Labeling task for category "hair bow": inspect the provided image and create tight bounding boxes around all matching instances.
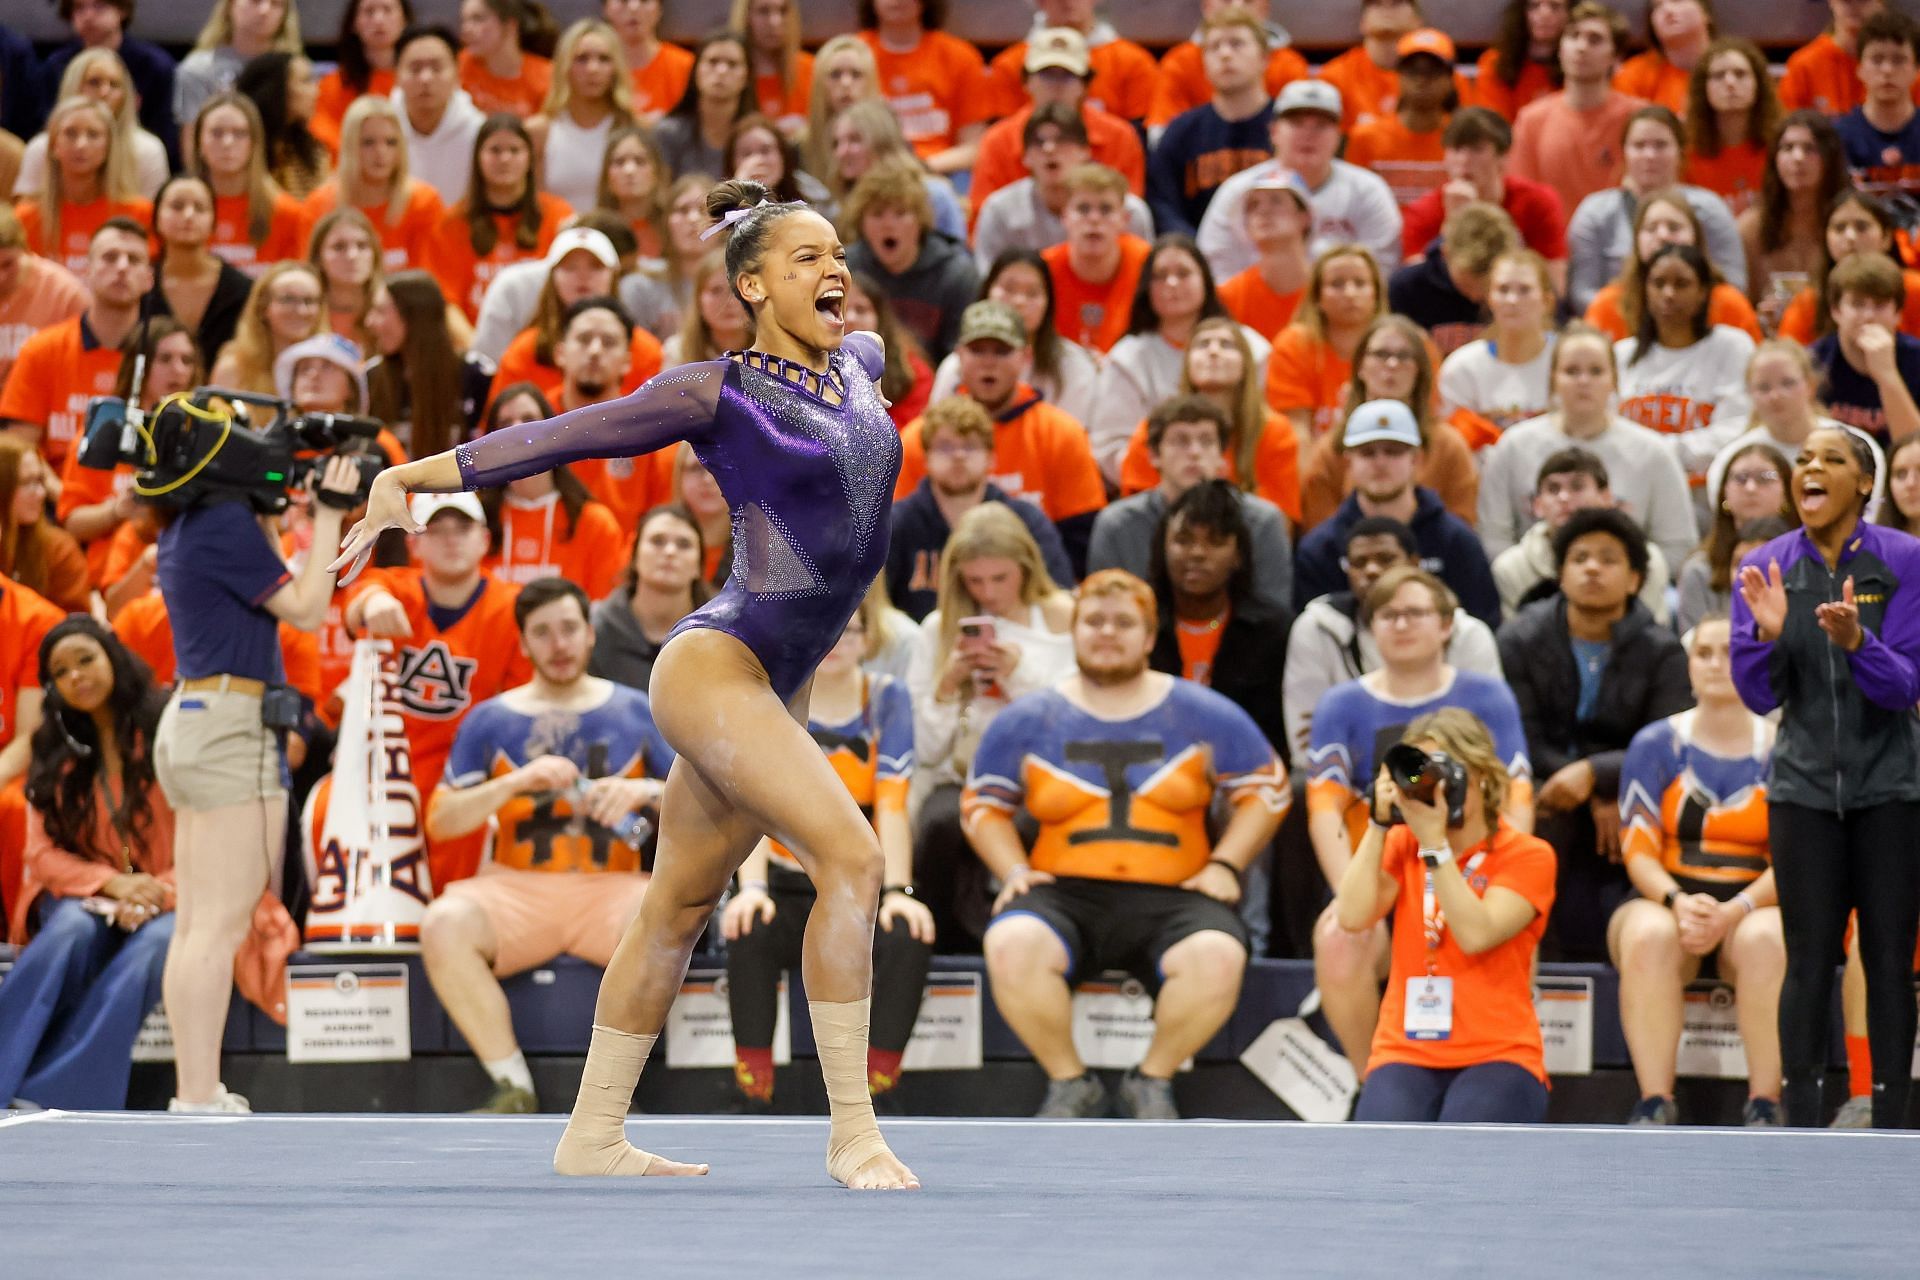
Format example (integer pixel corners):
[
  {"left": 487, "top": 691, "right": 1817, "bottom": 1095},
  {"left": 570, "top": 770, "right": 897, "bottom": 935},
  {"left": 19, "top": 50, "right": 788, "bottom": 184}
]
[{"left": 700, "top": 200, "right": 771, "bottom": 241}]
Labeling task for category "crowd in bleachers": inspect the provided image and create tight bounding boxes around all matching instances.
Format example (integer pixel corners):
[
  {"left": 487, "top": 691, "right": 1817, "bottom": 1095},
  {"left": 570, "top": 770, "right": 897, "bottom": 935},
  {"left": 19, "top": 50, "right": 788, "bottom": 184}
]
[{"left": 3, "top": 0, "right": 1920, "bottom": 1129}]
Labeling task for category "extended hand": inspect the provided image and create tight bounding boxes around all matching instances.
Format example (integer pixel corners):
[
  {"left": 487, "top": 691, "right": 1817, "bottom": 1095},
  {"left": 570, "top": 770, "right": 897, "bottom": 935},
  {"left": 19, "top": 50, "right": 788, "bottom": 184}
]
[
  {"left": 1815, "top": 575, "right": 1864, "bottom": 652},
  {"left": 330, "top": 470, "right": 420, "bottom": 584},
  {"left": 1737, "top": 559, "right": 1788, "bottom": 642}
]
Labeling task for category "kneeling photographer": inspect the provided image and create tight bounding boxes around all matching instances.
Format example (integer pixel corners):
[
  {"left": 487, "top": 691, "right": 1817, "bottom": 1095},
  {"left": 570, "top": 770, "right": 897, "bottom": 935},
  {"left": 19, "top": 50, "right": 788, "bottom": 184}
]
[{"left": 1334, "top": 708, "right": 1559, "bottom": 1124}]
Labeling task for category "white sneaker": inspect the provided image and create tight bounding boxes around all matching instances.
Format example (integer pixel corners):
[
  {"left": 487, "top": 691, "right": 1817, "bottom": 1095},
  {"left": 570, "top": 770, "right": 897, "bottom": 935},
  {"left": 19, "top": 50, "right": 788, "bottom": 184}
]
[{"left": 168, "top": 1086, "right": 252, "bottom": 1114}]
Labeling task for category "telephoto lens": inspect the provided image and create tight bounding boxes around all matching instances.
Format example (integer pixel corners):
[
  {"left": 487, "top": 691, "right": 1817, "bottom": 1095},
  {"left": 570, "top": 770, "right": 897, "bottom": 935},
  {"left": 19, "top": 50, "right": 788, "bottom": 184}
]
[{"left": 1383, "top": 743, "right": 1442, "bottom": 804}]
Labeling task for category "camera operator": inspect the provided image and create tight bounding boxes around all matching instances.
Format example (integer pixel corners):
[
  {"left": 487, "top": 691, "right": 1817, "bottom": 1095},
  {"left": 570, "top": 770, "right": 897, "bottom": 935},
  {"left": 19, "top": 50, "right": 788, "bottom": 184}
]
[
  {"left": 153, "top": 452, "right": 364, "bottom": 1114},
  {"left": 1334, "top": 707, "right": 1558, "bottom": 1124}
]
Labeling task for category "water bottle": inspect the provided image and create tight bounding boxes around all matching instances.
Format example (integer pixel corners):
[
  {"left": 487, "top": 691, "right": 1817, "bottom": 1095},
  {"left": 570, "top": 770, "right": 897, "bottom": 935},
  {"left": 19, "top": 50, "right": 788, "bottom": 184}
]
[{"left": 611, "top": 809, "right": 654, "bottom": 849}]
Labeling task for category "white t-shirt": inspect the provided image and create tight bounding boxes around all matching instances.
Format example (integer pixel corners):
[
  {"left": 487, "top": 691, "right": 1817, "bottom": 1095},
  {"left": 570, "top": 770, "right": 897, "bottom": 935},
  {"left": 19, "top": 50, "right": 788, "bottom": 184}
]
[
  {"left": 1612, "top": 326, "right": 1756, "bottom": 452},
  {"left": 1438, "top": 335, "right": 1558, "bottom": 433},
  {"left": 1197, "top": 158, "right": 1403, "bottom": 281}
]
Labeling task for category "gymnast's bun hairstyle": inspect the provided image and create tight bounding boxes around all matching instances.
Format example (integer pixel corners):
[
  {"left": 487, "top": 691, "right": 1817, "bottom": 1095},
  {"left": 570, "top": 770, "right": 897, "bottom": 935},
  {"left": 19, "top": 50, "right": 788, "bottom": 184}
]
[{"left": 706, "top": 178, "right": 806, "bottom": 309}]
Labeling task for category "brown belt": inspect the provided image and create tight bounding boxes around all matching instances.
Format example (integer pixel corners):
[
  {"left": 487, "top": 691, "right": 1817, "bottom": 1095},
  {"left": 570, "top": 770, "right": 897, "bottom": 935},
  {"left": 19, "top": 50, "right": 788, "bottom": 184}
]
[{"left": 177, "top": 675, "right": 267, "bottom": 697}]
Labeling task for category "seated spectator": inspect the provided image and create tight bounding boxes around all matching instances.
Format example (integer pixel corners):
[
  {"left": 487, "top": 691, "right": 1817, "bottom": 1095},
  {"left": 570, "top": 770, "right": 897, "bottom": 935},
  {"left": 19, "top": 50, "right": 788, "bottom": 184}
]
[
  {"left": 589, "top": 503, "right": 712, "bottom": 692},
  {"left": 888, "top": 396, "right": 1072, "bottom": 623},
  {"left": 1508, "top": 3, "right": 1647, "bottom": 218},
  {"left": 299, "top": 96, "right": 448, "bottom": 275},
  {"left": 425, "top": 116, "right": 572, "bottom": 321},
  {"left": 1294, "top": 398, "right": 1498, "bottom": 624},
  {"left": 1883, "top": 432, "right": 1920, "bottom": 537},
  {"left": 13, "top": 96, "right": 152, "bottom": 276},
  {"left": 1215, "top": 170, "right": 1311, "bottom": 342},
  {"left": 893, "top": 301, "right": 1105, "bottom": 574},
  {"left": 1388, "top": 201, "right": 1518, "bottom": 357},
  {"left": 1089, "top": 236, "right": 1270, "bottom": 479},
  {"left": 824, "top": 100, "right": 968, "bottom": 243},
  {"left": 857, "top": 0, "right": 990, "bottom": 174},
  {"left": 1470, "top": 0, "right": 1567, "bottom": 122},
  {"left": 724, "top": 599, "right": 933, "bottom": 1109},
  {"left": 1318, "top": 0, "right": 1440, "bottom": 130},
  {"left": 604, "top": 0, "right": 690, "bottom": 121},
  {"left": 0, "top": 438, "right": 89, "bottom": 615},
  {"left": 1612, "top": 244, "right": 1756, "bottom": 456},
  {"left": 143, "top": 175, "right": 253, "bottom": 366},
  {"left": 1092, "top": 396, "right": 1293, "bottom": 617},
  {"left": 423, "top": 578, "right": 670, "bottom": 1113},
  {"left": 308, "top": 206, "right": 390, "bottom": 356},
  {"left": 1344, "top": 29, "right": 1458, "bottom": 209},
  {"left": 1336, "top": 707, "right": 1557, "bottom": 1123},
  {"left": 0, "top": 619, "right": 173, "bottom": 1109},
  {"left": 1834, "top": 10, "right": 1920, "bottom": 198},
  {"left": 651, "top": 31, "right": 755, "bottom": 185},
  {"left": 801, "top": 33, "right": 877, "bottom": 180},
  {"left": 1116, "top": 316, "right": 1301, "bottom": 521},
  {"left": 1735, "top": 111, "right": 1845, "bottom": 328},
  {"left": 1146, "top": 9, "right": 1276, "bottom": 239},
  {"left": 1613, "top": 0, "right": 1711, "bottom": 116},
  {"left": 42, "top": 0, "right": 178, "bottom": 165},
  {"left": 0, "top": 217, "right": 151, "bottom": 476},
  {"left": 343, "top": 492, "right": 532, "bottom": 889},
  {"left": 1438, "top": 248, "right": 1559, "bottom": 437},
  {"left": 1039, "top": 164, "right": 1151, "bottom": 355},
  {"left": 1566, "top": 106, "right": 1746, "bottom": 314},
  {"left": 672, "top": 445, "right": 733, "bottom": 587},
  {"left": 471, "top": 216, "right": 639, "bottom": 362},
  {"left": 975, "top": 105, "right": 1152, "bottom": 274},
  {"left": 1777, "top": 189, "right": 1920, "bottom": 344},
  {"left": 457, "top": 0, "right": 554, "bottom": 119},
  {"left": 235, "top": 51, "right": 331, "bottom": 202},
  {"left": 1681, "top": 38, "right": 1775, "bottom": 216},
  {"left": 844, "top": 163, "right": 978, "bottom": 364},
  {"left": 16, "top": 49, "right": 170, "bottom": 199},
  {"left": 1779, "top": 0, "right": 1918, "bottom": 115},
  {"left": 1493, "top": 447, "right": 1673, "bottom": 623},
  {"left": 365, "top": 271, "right": 496, "bottom": 455},
  {"left": 1147, "top": 479, "right": 1290, "bottom": 750},
  {"left": 187, "top": 93, "right": 306, "bottom": 276},
  {"left": 1198, "top": 81, "right": 1403, "bottom": 282},
  {"left": 971, "top": 27, "right": 1145, "bottom": 220},
  {"left": 527, "top": 20, "right": 638, "bottom": 214},
  {"left": 1399, "top": 107, "right": 1569, "bottom": 289},
  {"left": 1151, "top": 0, "right": 1307, "bottom": 133},
  {"left": 175, "top": 0, "right": 305, "bottom": 131},
  {"left": 312, "top": 0, "right": 405, "bottom": 155},
  {"left": 1582, "top": 188, "right": 1761, "bottom": 342},
  {"left": 968, "top": 569, "right": 1287, "bottom": 1117},
  {"left": 735, "top": 0, "right": 810, "bottom": 135},
  {"left": 1810, "top": 252, "right": 1920, "bottom": 446},
  {"left": 392, "top": 26, "right": 487, "bottom": 208},
  {"left": 594, "top": 125, "right": 669, "bottom": 259},
  {"left": 1283, "top": 518, "right": 1503, "bottom": 763},
  {"left": 490, "top": 242, "right": 663, "bottom": 411},
  {"left": 0, "top": 208, "right": 88, "bottom": 392},
  {"left": 1612, "top": 614, "right": 1784, "bottom": 1126},
  {"left": 477, "top": 420, "right": 623, "bottom": 602},
  {"left": 1476, "top": 324, "right": 1697, "bottom": 570},
  {"left": 1308, "top": 568, "right": 1531, "bottom": 1072},
  {"left": 1677, "top": 453, "right": 1792, "bottom": 634},
  {"left": 725, "top": 111, "right": 830, "bottom": 207},
  {"left": 928, "top": 249, "right": 1099, "bottom": 428},
  {"left": 844, "top": 271, "right": 934, "bottom": 429},
  {"left": 661, "top": 251, "right": 750, "bottom": 370},
  {"left": 907, "top": 504, "right": 1075, "bottom": 950},
  {"left": 1263, "top": 244, "right": 1388, "bottom": 442},
  {"left": 984, "top": 8, "right": 1163, "bottom": 130},
  {"left": 1498, "top": 508, "right": 1691, "bottom": 960},
  {"left": 1298, "top": 315, "right": 1482, "bottom": 531}
]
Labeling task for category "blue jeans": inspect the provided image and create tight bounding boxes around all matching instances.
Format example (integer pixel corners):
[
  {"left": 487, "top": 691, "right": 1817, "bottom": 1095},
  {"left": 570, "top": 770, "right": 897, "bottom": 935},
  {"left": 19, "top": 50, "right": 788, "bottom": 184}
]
[
  {"left": 0, "top": 896, "right": 175, "bottom": 1109},
  {"left": 1354, "top": 1061, "right": 1549, "bottom": 1124}
]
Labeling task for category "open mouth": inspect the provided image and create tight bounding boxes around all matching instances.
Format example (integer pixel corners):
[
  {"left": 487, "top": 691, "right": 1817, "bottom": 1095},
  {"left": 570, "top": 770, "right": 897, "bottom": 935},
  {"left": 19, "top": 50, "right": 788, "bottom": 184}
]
[
  {"left": 1800, "top": 478, "right": 1828, "bottom": 514},
  {"left": 816, "top": 287, "right": 845, "bottom": 326}
]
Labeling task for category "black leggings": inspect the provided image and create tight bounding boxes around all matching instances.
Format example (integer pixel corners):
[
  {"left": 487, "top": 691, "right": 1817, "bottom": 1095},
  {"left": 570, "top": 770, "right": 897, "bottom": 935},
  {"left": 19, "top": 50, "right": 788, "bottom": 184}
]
[
  {"left": 725, "top": 878, "right": 933, "bottom": 1053},
  {"left": 1771, "top": 801, "right": 1920, "bottom": 1128}
]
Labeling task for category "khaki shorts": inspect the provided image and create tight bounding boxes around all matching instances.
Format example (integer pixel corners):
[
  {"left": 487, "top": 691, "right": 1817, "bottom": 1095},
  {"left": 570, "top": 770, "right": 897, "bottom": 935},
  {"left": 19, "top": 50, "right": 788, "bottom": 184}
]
[
  {"left": 154, "top": 687, "right": 285, "bottom": 810},
  {"left": 441, "top": 865, "right": 650, "bottom": 977}
]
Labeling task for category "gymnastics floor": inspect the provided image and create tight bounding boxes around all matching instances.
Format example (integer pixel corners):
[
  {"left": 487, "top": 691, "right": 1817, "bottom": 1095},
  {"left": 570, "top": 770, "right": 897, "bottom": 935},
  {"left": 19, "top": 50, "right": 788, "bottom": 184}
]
[{"left": 4, "top": 1112, "right": 1916, "bottom": 1278}]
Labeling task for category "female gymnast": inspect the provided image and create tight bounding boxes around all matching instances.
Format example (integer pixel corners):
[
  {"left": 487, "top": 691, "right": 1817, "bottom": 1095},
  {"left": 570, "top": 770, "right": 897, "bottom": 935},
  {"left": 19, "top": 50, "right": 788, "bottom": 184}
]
[{"left": 332, "top": 178, "right": 916, "bottom": 1188}]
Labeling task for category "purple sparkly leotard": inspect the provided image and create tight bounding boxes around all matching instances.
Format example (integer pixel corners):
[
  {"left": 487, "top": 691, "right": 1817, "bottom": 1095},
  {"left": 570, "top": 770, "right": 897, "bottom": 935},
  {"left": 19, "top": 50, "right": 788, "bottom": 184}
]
[{"left": 455, "top": 331, "right": 898, "bottom": 699}]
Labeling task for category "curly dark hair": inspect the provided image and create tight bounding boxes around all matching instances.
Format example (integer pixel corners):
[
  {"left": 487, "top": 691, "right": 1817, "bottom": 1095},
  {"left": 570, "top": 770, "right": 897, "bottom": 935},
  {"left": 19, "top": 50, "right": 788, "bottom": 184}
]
[
  {"left": 1149, "top": 478, "right": 1255, "bottom": 610},
  {"left": 25, "top": 617, "right": 167, "bottom": 869}
]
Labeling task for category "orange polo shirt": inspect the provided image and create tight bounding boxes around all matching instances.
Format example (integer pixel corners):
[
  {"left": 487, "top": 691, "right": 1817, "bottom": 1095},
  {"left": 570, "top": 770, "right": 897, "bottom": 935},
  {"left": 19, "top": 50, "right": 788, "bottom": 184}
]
[
  {"left": 1612, "top": 51, "right": 1691, "bottom": 116},
  {"left": 424, "top": 194, "right": 573, "bottom": 319},
  {"left": 209, "top": 190, "right": 306, "bottom": 275},
  {"left": 0, "top": 314, "right": 120, "bottom": 473},
  {"left": 1470, "top": 51, "right": 1557, "bottom": 121},
  {"left": 1117, "top": 410, "right": 1302, "bottom": 522},
  {"left": 630, "top": 43, "right": 696, "bottom": 116},
  {"left": 1217, "top": 267, "right": 1304, "bottom": 341},
  {"left": 311, "top": 67, "right": 395, "bottom": 154},
  {"left": 1151, "top": 41, "right": 1308, "bottom": 128},
  {"left": 299, "top": 180, "right": 447, "bottom": 273},
  {"left": 1263, "top": 323, "right": 1353, "bottom": 440},
  {"left": 1042, "top": 234, "right": 1151, "bottom": 354},
  {"left": 859, "top": 29, "right": 992, "bottom": 158},
  {"left": 893, "top": 385, "right": 1107, "bottom": 525},
  {"left": 985, "top": 35, "right": 1162, "bottom": 124},
  {"left": 14, "top": 196, "right": 153, "bottom": 276},
  {"left": 968, "top": 103, "right": 1147, "bottom": 226},
  {"left": 458, "top": 50, "right": 553, "bottom": 118},
  {"left": 1343, "top": 114, "right": 1449, "bottom": 207}
]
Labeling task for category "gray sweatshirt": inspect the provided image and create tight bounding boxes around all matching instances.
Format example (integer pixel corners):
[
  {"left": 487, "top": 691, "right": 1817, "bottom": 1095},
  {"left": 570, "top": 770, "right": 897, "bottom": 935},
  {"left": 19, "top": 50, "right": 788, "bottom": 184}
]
[{"left": 1086, "top": 488, "right": 1293, "bottom": 616}]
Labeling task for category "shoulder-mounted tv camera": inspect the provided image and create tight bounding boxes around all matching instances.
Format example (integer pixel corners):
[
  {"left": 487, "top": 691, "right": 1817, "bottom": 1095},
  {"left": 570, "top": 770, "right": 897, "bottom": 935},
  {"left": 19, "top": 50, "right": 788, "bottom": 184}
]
[
  {"left": 77, "top": 387, "right": 387, "bottom": 516},
  {"left": 1378, "top": 742, "right": 1470, "bottom": 830}
]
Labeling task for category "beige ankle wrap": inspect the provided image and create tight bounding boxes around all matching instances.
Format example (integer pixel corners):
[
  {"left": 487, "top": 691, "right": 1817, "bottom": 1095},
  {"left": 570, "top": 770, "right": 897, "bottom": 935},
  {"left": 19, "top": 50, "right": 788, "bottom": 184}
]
[
  {"left": 552, "top": 1025, "right": 659, "bottom": 1176},
  {"left": 810, "top": 997, "right": 892, "bottom": 1184}
]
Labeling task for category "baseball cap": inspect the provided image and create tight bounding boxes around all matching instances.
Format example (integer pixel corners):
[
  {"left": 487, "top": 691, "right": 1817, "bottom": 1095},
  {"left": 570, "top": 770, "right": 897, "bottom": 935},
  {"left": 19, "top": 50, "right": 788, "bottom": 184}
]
[
  {"left": 545, "top": 226, "right": 620, "bottom": 271},
  {"left": 1249, "top": 167, "right": 1314, "bottom": 210},
  {"left": 1275, "top": 80, "right": 1342, "bottom": 119},
  {"left": 1343, "top": 399, "right": 1423, "bottom": 450},
  {"left": 1396, "top": 28, "right": 1458, "bottom": 64},
  {"left": 958, "top": 300, "right": 1028, "bottom": 349},
  {"left": 274, "top": 332, "right": 368, "bottom": 408},
  {"left": 409, "top": 492, "right": 487, "bottom": 526},
  {"left": 1025, "top": 27, "right": 1091, "bottom": 78}
]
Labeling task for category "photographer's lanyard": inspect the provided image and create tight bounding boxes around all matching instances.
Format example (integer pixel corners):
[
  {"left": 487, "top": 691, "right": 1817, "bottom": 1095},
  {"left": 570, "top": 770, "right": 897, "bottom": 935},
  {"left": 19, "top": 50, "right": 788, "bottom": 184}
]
[
  {"left": 1408, "top": 845, "right": 1488, "bottom": 1042},
  {"left": 1420, "top": 848, "right": 1490, "bottom": 972}
]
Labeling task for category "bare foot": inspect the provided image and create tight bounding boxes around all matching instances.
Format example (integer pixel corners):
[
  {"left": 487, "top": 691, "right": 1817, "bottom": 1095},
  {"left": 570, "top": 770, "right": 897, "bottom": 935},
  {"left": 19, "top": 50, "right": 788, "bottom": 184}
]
[
  {"left": 553, "top": 1129, "right": 710, "bottom": 1177},
  {"left": 837, "top": 1148, "right": 920, "bottom": 1191}
]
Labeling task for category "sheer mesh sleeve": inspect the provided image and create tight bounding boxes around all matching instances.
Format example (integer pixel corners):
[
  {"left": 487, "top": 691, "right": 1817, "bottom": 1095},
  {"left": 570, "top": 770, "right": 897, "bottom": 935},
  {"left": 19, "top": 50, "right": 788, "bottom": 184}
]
[
  {"left": 843, "top": 330, "right": 886, "bottom": 383},
  {"left": 455, "top": 360, "right": 728, "bottom": 490}
]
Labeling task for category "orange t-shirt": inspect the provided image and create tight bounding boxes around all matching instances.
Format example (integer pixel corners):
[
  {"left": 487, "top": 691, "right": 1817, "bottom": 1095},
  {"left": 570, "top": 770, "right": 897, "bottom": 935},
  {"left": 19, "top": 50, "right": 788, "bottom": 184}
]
[
  {"left": 14, "top": 197, "right": 154, "bottom": 276},
  {"left": 1042, "top": 234, "right": 1152, "bottom": 354},
  {"left": 0, "top": 574, "right": 66, "bottom": 754},
  {"left": 1150, "top": 41, "right": 1308, "bottom": 128},
  {"left": 209, "top": 190, "right": 307, "bottom": 276},
  {"left": 1117, "top": 411, "right": 1302, "bottom": 523},
  {"left": 1777, "top": 33, "right": 1920, "bottom": 115},
  {"left": 488, "top": 324, "right": 665, "bottom": 412},
  {"left": 1342, "top": 114, "right": 1449, "bottom": 207},
  {"left": 893, "top": 388, "right": 1107, "bottom": 523},
  {"left": 425, "top": 195, "right": 573, "bottom": 319},
  {"left": 1174, "top": 614, "right": 1229, "bottom": 685},
  {"left": 1319, "top": 49, "right": 1470, "bottom": 132},
  {"left": 1582, "top": 281, "right": 1762, "bottom": 343},
  {"left": 986, "top": 35, "right": 1163, "bottom": 125},
  {"left": 1263, "top": 323, "right": 1354, "bottom": 440},
  {"left": 1612, "top": 51, "right": 1691, "bottom": 116},
  {"left": 860, "top": 29, "right": 992, "bottom": 158},
  {"left": 1684, "top": 142, "right": 1766, "bottom": 216},
  {"left": 458, "top": 50, "right": 553, "bottom": 118},
  {"left": 1217, "top": 267, "right": 1304, "bottom": 341},
  {"left": 1508, "top": 90, "right": 1647, "bottom": 219},
  {"left": 754, "top": 52, "right": 814, "bottom": 134},
  {"left": 299, "top": 180, "right": 447, "bottom": 273},
  {"left": 968, "top": 104, "right": 1147, "bottom": 226},
  {"left": 0, "top": 257, "right": 88, "bottom": 391},
  {"left": 485, "top": 494, "right": 627, "bottom": 600},
  {"left": 1469, "top": 51, "right": 1557, "bottom": 121},
  {"left": 1370, "top": 822, "right": 1557, "bottom": 1084},
  {"left": 630, "top": 43, "right": 696, "bottom": 116},
  {"left": 112, "top": 589, "right": 320, "bottom": 704},
  {"left": 0, "top": 314, "right": 121, "bottom": 472},
  {"left": 1777, "top": 270, "right": 1920, "bottom": 343},
  {"left": 311, "top": 68, "right": 396, "bottom": 154},
  {"left": 570, "top": 450, "right": 675, "bottom": 535}
]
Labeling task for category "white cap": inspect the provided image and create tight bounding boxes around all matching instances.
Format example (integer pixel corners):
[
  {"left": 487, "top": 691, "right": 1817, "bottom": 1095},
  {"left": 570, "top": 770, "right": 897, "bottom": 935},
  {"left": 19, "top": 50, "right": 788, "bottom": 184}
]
[
  {"left": 1342, "top": 399, "right": 1423, "bottom": 450},
  {"left": 274, "top": 333, "right": 368, "bottom": 410},
  {"left": 545, "top": 226, "right": 619, "bottom": 270},
  {"left": 1275, "top": 79, "right": 1342, "bottom": 119},
  {"left": 1249, "top": 167, "right": 1315, "bottom": 209},
  {"left": 409, "top": 492, "right": 487, "bottom": 526}
]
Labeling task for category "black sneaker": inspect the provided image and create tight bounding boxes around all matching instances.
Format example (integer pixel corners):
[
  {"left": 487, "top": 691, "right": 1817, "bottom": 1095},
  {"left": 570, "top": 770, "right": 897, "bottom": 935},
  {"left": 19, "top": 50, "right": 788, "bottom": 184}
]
[
  {"left": 1627, "top": 1095, "right": 1677, "bottom": 1126},
  {"left": 1115, "top": 1069, "right": 1180, "bottom": 1120},
  {"left": 1036, "top": 1072, "right": 1109, "bottom": 1118},
  {"left": 1742, "top": 1097, "right": 1782, "bottom": 1127}
]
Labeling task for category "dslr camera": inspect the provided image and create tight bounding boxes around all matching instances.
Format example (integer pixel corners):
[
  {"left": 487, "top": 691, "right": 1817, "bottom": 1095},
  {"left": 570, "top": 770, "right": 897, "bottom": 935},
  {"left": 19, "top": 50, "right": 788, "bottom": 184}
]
[
  {"left": 1377, "top": 742, "right": 1469, "bottom": 829},
  {"left": 77, "top": 387, "right": 387, "bottom": 516}
]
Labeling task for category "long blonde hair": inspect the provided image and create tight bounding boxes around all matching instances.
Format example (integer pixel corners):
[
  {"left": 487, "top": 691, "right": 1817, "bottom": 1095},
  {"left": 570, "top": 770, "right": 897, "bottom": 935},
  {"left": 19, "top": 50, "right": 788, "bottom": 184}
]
[
  {"left": 1292, "top": 243, "right": 1386, "bottom": 344},
  {"left": 194, "top": 0, "right": 305, "bottom": 54},
  {"left": 55, "top": 49, "right": 144, "bottom": 151},
  {"left": 1402, "top": 706, "right": 1512, "bottom": 824},
  {"left": 674, "top": 250, "right": 751, "bottom": 365},
  {"left": 1180, "top": 315, "right": 1268, "bottom": 495},
  {"left": 541, "top": 20, "right": 637, "bottom": 125},
  {"left": 307, "top": 206, "right": 385, "bottom": 352},
  {"left": 336, "top": 95, "right": 412, "bottom": 226},
  {"left": 39, "top": 96, "right": 140, "bottom": 249},
  {"left": 190, "top": 93, "right": 283, "bottom": 248},
  {"left": 803, "top": 35, "right": 878, "bottom": 180},
  {"left": 731, "top": 0, "right": 802, "bottom": 102},
  {"left": 931, "top": 504, "right": 1063, "bottom": 668},
  {"left": 216, "top": 260, "right": 325, "bottom": 393},
  {"left": 824, "top": 98, "right": 923, "bottom": 201}
]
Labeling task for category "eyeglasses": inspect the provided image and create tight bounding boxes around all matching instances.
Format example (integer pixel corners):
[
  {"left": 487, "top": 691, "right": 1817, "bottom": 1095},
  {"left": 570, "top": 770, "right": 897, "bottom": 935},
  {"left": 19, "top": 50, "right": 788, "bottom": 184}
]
[
  {"left": 271, "top": 293, "right": 321, "bottom": 310},
  {"left": 1373, "top": 606, "right": 1440, "bottom": 627},
  {"left": 1363, "top": 348, "right": 1417, "bottom": 366},
  {"left": 1726, "top": 468, "right": 1780, "bottom": 488}
]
